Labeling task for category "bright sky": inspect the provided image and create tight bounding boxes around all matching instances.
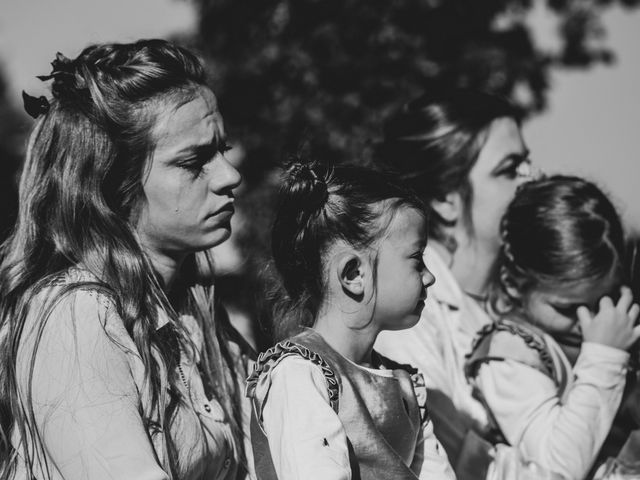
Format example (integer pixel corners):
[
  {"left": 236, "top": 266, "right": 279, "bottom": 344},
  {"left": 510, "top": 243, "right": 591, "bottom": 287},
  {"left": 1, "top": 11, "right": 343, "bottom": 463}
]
[
  {"left": 1, "top": 0, "right": 639, "bottom": 232},
  {"left": 526, "top": 6, "right": 640, "bottom": 233},
  {"left": 0, "top": 0, "right": 196, "bottom": 99}
]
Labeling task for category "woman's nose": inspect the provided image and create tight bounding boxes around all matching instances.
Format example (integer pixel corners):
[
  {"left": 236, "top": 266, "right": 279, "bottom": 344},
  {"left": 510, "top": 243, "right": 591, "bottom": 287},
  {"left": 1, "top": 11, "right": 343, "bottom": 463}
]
[{"left": 210, "top": 154, "right": 241, "bottom": 193}]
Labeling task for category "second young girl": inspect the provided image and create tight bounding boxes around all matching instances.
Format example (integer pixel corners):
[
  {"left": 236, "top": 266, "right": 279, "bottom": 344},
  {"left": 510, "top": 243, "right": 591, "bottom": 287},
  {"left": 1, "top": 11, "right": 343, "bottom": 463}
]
[
  {"left": 465, "top": 175, "right": 640, "bottom": 480},
  {"left": 245, "top": 162, "right": 456, "bottom": 479}
]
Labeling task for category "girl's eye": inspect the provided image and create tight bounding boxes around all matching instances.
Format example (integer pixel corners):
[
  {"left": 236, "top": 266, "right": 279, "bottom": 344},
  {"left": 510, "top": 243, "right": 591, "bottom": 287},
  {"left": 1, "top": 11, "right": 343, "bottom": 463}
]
[
  {"left": 411, "top": 254, "right": 425, "bottom": 271},
  {"left": 552, "top": 304, "right": 579, "bottom": 318}
]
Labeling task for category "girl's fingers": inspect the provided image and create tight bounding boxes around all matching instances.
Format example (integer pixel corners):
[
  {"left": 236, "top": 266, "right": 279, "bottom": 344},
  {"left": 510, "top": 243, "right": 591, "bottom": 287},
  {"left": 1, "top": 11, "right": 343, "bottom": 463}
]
[
  {"left": 631, "top": 324, "right": 640, "bottom": 344},
  {"left": 628, "top": 303, "right": 640, "bottom": 323},
  {"left": 599, "top": 296, "right": 614, "bottom": 311},
  {"left": 577, "top": 305, "right": 592, "bottom": 329},
  {"left": 616, "top": 286, "right": 633, "bottom": 313}
]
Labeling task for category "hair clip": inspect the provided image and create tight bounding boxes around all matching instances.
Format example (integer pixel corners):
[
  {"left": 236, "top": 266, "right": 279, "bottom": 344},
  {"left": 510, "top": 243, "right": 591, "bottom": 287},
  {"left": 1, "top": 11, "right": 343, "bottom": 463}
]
[
  {"left": 22, "top": 91, "right": 50, "bottom": 119},
  {"left": 36, "top": 52, "right": 74, "bottom": 82}
]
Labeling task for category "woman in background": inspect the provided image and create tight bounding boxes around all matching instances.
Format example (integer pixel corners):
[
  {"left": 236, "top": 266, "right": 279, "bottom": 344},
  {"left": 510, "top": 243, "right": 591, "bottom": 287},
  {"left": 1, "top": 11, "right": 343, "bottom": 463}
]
[
  {"left": 0, "top": 39, "right": 252, "bottom": 480},
  {"left": 375, "top": 88, "right": 535, "bottom": 478}
]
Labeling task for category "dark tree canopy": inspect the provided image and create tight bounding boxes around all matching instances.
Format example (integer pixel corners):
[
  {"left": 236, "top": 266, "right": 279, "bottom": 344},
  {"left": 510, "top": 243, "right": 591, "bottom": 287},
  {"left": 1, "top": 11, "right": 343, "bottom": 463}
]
[
  {"left": 0, "top": 69, "right": 27, "bottom": 242},
  {"left": 192, "top": 0, "right": 639, "bottom": 175},
  {"left": 188, "top": 0, "right": 639, "bottom": 341}
]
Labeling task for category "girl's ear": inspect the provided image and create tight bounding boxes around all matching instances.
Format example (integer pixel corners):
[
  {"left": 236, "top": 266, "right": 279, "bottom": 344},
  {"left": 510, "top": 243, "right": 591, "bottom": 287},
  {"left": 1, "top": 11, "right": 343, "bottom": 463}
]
[
  {"left": 500, "top": 267, "right": 522, "bottom": 300},
  {"left": 430, "top": 191, "right": 463, "bottom": 223},
  {"left": 337, "top": 253, "right": 366, "bottom": 297}
]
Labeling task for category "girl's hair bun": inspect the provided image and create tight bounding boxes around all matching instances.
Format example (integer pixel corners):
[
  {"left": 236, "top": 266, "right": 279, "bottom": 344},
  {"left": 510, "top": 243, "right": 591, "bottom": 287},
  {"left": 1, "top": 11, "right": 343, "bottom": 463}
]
[{"left": 284, "top": 160, "right": 329, "bottom": 214}]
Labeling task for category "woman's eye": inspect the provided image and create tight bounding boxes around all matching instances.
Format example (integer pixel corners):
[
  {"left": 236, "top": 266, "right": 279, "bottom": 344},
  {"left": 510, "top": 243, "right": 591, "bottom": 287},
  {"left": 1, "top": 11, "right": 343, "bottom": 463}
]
[
  {"left": 179, "top": 159, "right": 207, "bottom": 177},
  {"left": 496, "top": 158, "right": 532, "bottom": 179},
  {"left": 219, "top": 142, "right": 232, "bottom": 154}
]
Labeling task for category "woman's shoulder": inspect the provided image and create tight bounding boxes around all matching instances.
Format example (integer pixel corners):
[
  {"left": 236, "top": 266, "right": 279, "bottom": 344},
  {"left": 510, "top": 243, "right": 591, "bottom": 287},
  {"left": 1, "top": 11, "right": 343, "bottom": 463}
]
[
  {"left": 23, "top": 269, "right": 132, "bottom": 351},
  {"left": 465, "top": 318, "right": 555, "bottom": 379}
]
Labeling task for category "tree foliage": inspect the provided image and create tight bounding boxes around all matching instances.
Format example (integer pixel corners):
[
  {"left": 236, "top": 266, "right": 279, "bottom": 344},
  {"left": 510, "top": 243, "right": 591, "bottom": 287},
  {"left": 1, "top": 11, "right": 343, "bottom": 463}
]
[
  {"left": 192, "top": 0, "right": 639, "bottom": 175},
  {"left": 188, "top": 0, "right": 639, "bottom": 340},
  {"left": 0, "top": 69, "right": 27, "bottom": 242}
]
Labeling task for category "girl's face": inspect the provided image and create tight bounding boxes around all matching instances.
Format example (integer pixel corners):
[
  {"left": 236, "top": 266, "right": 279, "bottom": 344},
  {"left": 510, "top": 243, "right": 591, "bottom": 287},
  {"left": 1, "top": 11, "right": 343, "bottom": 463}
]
[
  {"left": 134, "top": 87, "right": 242, "bottom": 257},
  {"left": 373, "top": 207, "right": 435, "bottom": 331},
  {"left": 467, "top": 117, "right": 532, "bottom": 255},
  {"left": 522, "top": 274, "right": 621, "bottom": 346}
]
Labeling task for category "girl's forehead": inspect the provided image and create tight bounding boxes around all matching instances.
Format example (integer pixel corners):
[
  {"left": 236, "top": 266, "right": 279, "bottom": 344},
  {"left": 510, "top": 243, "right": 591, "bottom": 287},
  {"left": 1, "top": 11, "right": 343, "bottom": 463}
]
[{"left": 536, "top": 272, "right": 621, "bottom": 303}]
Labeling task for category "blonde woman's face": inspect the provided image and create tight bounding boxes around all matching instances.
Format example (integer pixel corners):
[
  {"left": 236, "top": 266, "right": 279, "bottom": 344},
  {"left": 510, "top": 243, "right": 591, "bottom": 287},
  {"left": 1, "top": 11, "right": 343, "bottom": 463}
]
[
  {"left": 134, "top": 87, "right": 241, "bottom": 257},
  {"left": 467, "top": 117, "right": 532, "bottom": 255}
]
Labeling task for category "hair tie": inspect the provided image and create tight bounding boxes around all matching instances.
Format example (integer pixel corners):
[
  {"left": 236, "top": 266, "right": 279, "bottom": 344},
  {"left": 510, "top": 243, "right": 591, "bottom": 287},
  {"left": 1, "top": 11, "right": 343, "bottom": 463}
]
[{"left": 22, "top": 91, "right": 50, "bottom": 119}]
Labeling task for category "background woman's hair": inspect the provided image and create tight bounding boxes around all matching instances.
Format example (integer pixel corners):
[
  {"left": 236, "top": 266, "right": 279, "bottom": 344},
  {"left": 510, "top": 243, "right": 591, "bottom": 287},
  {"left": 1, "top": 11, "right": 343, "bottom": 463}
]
[
  {"left": 0, "top": 39, "right": 244, "bottom": 478},
  {"left": 377, "top": 88, "right": 519, "bottom": 246},
  {"left": 270, "top": 160, "right": 425, "bottom": 340},
  {"left": 491, "top": 174, "right": 625, "bottom": 314}
]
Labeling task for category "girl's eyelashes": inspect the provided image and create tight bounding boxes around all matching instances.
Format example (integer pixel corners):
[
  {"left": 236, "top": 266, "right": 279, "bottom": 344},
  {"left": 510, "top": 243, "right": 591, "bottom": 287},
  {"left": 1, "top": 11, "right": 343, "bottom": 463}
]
[
  {"left": 411, "top": 252, "right": 426, "bottom": 271},
  {"left": 219, "top": 142, "right": 232, "bottom": 154},
  {"left": 552, "top": 304, "right": 580, "bottom": 318}
]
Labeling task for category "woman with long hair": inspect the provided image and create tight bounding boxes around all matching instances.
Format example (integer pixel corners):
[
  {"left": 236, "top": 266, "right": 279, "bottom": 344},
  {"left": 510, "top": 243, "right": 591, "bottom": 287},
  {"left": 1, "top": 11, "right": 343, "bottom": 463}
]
[{"left": 0, "top": 39, "right": 251, "bottom": 479}]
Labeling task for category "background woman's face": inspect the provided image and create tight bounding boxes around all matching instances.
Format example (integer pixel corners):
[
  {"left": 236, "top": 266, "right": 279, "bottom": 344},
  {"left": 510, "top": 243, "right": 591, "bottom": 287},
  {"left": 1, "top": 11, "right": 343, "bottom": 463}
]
[
  {"left": 134, "top": 87, "right": 241, "bottom": 257},
  {"left": 467, "top": 117, "right": 531, "bottom": 255}
]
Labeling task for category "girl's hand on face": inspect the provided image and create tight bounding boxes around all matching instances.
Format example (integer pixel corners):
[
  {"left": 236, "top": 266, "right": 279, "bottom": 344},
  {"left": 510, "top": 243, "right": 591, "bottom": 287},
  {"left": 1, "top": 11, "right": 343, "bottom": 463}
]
[{"left": 578, "top": 286, "right": 640, "bottom": 351}]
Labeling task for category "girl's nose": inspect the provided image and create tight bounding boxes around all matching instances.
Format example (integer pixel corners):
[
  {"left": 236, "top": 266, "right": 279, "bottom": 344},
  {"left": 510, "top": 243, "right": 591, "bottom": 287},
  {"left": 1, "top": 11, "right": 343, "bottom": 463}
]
[{"left": 422, "top": 267, "right": 435, "bottom": 288}]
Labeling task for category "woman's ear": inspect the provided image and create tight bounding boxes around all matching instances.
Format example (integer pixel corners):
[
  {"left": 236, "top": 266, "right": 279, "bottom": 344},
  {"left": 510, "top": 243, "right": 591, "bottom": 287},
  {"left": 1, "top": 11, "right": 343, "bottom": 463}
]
[
  {"left": 337, "top": 253, "right": 366, "bottom": 297},
  {"left": 430, "top": 191, "right": 463, "bottom": 223}
]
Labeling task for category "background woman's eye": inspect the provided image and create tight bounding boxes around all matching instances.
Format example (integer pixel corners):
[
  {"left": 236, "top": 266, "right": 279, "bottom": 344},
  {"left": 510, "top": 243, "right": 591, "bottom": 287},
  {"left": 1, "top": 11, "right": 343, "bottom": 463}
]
[
  {"left": 515, "top": 159, "right": 532, "bottom": 178},
  {"left": 496, "top": 157, "right": 532, "bottom": 179}
]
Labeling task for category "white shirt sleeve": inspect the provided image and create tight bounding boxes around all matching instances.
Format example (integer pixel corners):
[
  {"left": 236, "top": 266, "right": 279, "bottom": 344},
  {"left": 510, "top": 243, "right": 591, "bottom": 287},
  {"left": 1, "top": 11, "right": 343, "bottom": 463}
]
[
  {"left": 258, "top": 356, "right": 352, "bottom": 480},
  {"left": 17, "top": 290, "right": 169, "bottom": 480},
  {"left": 475, "top": 341, "right": 629, "bottom": 480},
  {"left": 410, "top": 414, "right": 457, "bottom": 480}
]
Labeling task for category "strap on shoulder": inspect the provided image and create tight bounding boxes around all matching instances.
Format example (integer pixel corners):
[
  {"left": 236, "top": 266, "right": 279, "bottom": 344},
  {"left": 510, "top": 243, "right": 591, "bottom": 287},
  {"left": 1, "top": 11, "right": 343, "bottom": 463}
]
[{"left": 245, "top": 340, "right": 340, "bottom": 413}]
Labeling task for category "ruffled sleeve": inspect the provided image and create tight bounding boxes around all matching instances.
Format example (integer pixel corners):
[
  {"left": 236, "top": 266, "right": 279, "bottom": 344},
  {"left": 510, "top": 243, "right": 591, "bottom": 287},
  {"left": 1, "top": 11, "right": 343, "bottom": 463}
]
[{"left": 247, "top": 354, "right": 351, "bottom": 480}]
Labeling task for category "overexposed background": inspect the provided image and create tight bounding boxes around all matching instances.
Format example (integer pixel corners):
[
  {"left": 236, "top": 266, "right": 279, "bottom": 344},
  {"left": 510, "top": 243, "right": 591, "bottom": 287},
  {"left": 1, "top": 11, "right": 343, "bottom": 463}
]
[{"left": 1, "top": 0, "right": 639, "bottom": 231}]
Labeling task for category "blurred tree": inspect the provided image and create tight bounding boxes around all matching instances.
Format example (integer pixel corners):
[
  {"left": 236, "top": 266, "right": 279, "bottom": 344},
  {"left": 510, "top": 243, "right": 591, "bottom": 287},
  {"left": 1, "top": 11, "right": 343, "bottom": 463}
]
[
  {"left": 192, "top": 0, "right": 639, "bottom": 175},
  {"left": 0, "top": 67, "right": 26, "bottom": 242},
  {"left": 187, "top": 0, "right": 639, "bottom": 342}
]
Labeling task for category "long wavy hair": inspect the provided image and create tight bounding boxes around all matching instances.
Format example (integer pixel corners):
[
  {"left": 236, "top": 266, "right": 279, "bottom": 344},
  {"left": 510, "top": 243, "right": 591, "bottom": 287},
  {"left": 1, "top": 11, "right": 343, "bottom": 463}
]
[{"left": 0, "top": 39, "right": 245, "bottom": 478}]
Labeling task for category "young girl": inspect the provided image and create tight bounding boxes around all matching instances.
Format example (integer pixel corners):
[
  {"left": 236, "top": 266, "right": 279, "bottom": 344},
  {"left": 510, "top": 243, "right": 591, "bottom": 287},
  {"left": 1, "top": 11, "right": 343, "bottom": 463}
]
[
  {"left": 245, "top": 162, "right": 455, "bottom": 479},
  {"left": 465, "top": 175, "right": 640, "bottom": 480}
]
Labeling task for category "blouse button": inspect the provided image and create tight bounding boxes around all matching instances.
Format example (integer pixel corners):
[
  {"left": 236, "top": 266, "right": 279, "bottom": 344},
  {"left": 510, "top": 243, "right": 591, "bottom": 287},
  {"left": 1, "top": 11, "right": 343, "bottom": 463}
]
[
  {"left": 204, "top": 404, "right": 212, "bottom": 413},
  {"left": 223, "top": 458, "right": 231, "bottom": 469}
]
